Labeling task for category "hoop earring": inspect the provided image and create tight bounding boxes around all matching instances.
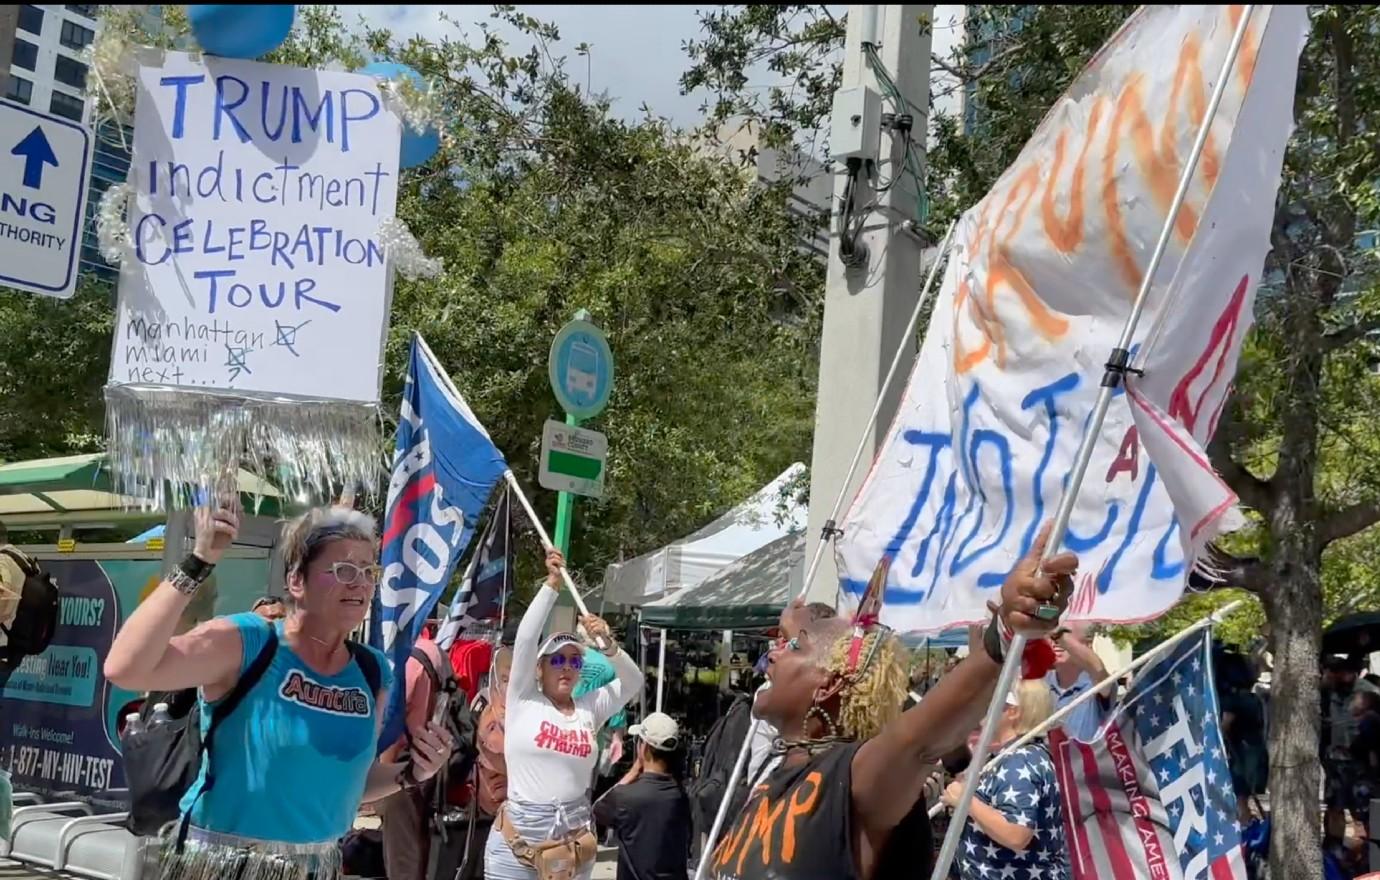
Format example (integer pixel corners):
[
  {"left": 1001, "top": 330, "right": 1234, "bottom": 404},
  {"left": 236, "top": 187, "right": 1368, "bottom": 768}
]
[{"left": 803, "top": 704, "right": 839, "bottom": 740}]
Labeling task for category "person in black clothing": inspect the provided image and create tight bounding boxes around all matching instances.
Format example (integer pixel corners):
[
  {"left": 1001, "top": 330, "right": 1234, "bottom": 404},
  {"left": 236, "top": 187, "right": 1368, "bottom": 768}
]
[
  {"left": 1216, "top": 648, "right": 1267, "bottom": 825},
  {"left": 705, "top": 523, "right": 1074, "bottom": 880},
  {"left": 595, "top": 712, "right": 692, "bottom": 880},
  {"left": 1349, "top": 688, "right": 1380, "bottom": 837}
]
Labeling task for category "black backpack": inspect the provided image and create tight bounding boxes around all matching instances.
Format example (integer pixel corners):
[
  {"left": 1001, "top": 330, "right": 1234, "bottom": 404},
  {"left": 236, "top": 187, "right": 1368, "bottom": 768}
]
[
  {"left": 0, "top": 549, "right": 59, "bottom": 669},
  {"left": 120, "top": 624, "right": 382, "bottom": 843},
  {"left": 409, "top": 646, "right": 479, "bottom": 809},
  {"left": 688, "top": 693, "right": 755, "bottom": 839}
]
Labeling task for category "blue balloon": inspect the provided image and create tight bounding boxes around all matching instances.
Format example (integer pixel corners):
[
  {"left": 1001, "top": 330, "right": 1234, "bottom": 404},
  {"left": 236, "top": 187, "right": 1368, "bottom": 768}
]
[
  {"left": 358, "top": 61, "right": 441, "bottom": 169},
  {"left": 188, "top": 5, "right": 295, "bottom": 60}
]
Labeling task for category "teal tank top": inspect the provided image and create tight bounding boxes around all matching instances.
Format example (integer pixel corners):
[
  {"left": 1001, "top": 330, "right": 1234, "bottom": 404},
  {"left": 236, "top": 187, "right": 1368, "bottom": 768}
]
[{"left": 179, "top": 613, "right": 392, "bottom": 843}]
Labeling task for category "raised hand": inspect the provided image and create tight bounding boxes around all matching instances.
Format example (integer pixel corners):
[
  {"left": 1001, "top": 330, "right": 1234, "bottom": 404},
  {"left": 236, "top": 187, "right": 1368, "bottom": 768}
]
[
  {"left": 193, "top": 497, "right": 241, "bottom": 565},
  {"left": 995, "top": 522, "right": 1076, "bottom": 637},
  {"left": 544, "top": 548, "right": 565, "bottom": 590}
]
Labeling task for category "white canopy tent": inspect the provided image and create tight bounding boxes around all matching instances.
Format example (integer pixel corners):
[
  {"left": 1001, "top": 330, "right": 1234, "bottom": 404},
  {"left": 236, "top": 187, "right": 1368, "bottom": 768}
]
[
  {"left": 640, "top": 530, "right": 803, "bottom": 630},
  {"left": 602, "top": 463, "right": 806, "bottom": 606}
]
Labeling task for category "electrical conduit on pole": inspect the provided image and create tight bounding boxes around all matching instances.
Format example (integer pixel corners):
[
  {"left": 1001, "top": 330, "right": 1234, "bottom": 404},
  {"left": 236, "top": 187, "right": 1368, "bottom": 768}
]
[{"left": 691, "top": 219, "right": 954, "bottom": 880}]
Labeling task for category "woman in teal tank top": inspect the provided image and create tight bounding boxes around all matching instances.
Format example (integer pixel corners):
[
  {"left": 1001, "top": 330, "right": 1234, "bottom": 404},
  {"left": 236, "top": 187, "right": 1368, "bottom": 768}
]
[{"left": 107, "top": 502, "right": 455, "bottom": 880}]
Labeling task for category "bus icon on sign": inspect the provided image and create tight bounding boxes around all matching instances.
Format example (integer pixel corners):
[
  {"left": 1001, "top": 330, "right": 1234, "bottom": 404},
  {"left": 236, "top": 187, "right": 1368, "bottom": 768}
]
[
  {"left": 549, "top": 317, "right": 613, "bottom": 419},
  {"left": 566, "top": 341, "right": 599, "bottom": 398}
]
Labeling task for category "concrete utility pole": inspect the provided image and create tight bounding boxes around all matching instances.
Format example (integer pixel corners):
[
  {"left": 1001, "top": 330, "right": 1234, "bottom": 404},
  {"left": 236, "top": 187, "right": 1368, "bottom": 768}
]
[{"left": 805, "top": 5, "right": 934, "bottom": 604}]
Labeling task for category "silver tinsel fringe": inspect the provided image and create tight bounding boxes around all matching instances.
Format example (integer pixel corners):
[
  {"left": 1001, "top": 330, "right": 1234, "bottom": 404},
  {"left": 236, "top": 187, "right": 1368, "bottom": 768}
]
[
  {"left": 153, "top": 828, "right": 342, "bottom": 880},
  {"left": 105, "top": 385, "right": 383, "bottom": 509}
]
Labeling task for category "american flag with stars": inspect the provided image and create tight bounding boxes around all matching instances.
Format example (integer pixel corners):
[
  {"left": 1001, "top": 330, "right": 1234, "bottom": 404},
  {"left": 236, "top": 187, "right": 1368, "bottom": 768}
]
[
  {"left": 1049, "top": 629, "right": 1246, "bottom": 880},
  {"left": 959, "top": 737, "right": 1072, "bottom": 880}
]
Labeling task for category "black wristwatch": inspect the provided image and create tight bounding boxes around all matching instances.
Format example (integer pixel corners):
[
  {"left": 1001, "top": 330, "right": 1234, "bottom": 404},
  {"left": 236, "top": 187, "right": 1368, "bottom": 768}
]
[
  {"left": 180, "top": 553, "right": 216, "bottom": 583},
  {"left": 983, "top": 615, "right": 1011, "bottom": 665}
]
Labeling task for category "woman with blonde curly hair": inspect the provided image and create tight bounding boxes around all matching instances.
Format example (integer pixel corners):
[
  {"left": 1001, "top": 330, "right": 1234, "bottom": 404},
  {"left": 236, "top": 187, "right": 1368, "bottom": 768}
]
[{"left": 707, "top": 524, "right": 1075, "bottom": 880}]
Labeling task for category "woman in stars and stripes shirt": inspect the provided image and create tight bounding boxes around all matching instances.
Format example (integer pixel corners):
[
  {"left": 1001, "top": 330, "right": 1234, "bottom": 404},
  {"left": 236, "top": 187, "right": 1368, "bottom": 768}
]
[{"left": 941, "top": 680, "right": 1071, "bottom": 880}]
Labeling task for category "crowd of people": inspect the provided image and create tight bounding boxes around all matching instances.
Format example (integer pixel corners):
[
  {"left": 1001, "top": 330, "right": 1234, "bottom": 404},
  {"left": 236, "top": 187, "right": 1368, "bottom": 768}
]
[
  {"left": 69, "top": 498, "right": 1380, "bottom": 880},
  {"left": 81, "top": 501, "right": 1097, "bottom": 880}
]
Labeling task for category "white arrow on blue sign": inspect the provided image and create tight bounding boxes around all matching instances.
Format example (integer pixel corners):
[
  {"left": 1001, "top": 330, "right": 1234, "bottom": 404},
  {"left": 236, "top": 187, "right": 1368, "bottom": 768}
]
[{"left": 0, "top": 100, "right": 93, "bottom": 299}]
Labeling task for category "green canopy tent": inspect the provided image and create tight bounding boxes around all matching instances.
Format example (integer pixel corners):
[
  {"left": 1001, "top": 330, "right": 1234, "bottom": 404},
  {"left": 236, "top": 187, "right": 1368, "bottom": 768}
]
[
  {"left": 0, "top": 452, "right": 285, "bottom": 530},
  {"left": 640, "top": 530, "right": 803, "bottom": 631}
]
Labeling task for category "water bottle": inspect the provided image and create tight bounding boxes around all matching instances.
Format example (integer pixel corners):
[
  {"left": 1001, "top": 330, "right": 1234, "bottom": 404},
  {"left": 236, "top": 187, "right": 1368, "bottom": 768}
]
[
  {"left": 149, "top": 702, "right": 172, "bottom": 728},
  {"left": 124, "top": 713, "right": 145, "bottom": 736}
]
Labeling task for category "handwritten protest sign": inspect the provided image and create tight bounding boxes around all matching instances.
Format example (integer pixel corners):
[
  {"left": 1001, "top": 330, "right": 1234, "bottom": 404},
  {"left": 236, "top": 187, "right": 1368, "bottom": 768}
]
[
  {"left": 109, "top": 51, "right": 400, "bottom": 400},
  {"left": 104, "top": 52, "right": 404, "bottom": 501},
  {"left": 836, "top": 6, "right": 1308, "bottom": 633}
]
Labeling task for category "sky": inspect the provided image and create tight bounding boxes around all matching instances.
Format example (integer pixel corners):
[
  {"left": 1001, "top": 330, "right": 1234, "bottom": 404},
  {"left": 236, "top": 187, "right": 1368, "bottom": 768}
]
[{"left": 352, "top": 5, "right": 967, "bottom": 130}]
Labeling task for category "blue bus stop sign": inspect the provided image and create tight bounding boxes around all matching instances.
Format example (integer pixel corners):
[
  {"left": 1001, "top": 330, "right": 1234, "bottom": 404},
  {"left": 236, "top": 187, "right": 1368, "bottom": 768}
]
[{"left": 549, "top": 318, "right": 614, "bottom": 419}]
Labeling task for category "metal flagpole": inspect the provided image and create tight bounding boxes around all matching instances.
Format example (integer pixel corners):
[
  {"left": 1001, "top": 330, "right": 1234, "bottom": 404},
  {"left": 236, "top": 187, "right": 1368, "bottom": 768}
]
[
  {"left": 928, "top": 10, "right": 1256, "bottom": 877},
  {"left": 656, "top": 628, "right": 669, "bottom": 713},
  {"left": 638, "top": 615, "right": 648, "bottom": 720},
  {"left": 928, "top": 599, "right": 1244, "bottom": 819},
  {"left": 800, "top": 219, "right": 955, "bottom": 600},
  {"left": 692, "top": 220, "right": 955, "bottom": 880},
  {"left": 414, "top": 331, "right": 609, "bottom": 650}
]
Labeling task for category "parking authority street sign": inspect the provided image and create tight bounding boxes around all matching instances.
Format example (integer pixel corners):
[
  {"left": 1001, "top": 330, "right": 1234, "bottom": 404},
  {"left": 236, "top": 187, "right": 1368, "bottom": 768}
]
[
  {"left": 539, "top": 419, "right": 607, "bottom": 499},
  {"left": 548, "top": 317, "right": 614, "bottom": 419},
  {"left": 0, "top": 101, "right": 93, "bottom": 298}
]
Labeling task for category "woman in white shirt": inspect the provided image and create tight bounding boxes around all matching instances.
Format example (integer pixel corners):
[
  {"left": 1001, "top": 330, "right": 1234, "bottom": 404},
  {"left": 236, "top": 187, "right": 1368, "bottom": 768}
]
[{"left": 485, "top": 549, "right": 644, "bottom": 880}]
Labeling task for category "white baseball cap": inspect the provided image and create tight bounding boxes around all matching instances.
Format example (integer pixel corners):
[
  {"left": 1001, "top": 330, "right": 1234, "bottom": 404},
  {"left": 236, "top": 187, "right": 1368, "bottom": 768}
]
[
  {"left": 539, "top": 632, "right": 582, "bottom": 657},
  {"left": 630, "top": 712, "right": 680, "bottom": 750}
]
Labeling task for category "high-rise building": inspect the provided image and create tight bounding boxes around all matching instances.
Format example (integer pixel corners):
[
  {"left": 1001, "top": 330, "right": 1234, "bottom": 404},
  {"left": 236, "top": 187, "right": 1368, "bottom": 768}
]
[
  {"left": 698, "top": 119, "right": 831, "bottom": 261},
  {"left": 7, "top": 5, "right": 96, "bottom": 123},
  {"left": 6, "top": 4, "right": 126, "bottom": 278}
]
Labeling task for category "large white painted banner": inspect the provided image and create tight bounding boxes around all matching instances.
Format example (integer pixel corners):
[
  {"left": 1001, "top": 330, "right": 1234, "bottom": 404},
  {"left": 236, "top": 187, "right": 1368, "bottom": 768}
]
[{"left": 836, "top": 6, "right": 1309, "bottom": 633}]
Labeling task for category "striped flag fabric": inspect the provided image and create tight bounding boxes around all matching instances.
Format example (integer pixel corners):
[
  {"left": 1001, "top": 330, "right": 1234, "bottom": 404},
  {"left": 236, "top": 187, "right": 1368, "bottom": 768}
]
[
  {"left": 1049, "top": 630, "right": 1246, "bottom": 880},
  {"left": 436, "top": 484, "right": 512, "bottom": 649}
]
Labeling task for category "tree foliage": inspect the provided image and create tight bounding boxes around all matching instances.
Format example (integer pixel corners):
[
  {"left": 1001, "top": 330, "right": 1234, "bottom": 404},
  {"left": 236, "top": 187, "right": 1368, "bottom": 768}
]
[
  {"left": 681, "top": 5, "right": 1380, "bottom": 875},
  {"left": 0, "top": 6, "right": 824, "bottom": 597},
  {"left": 0, "top": 278, "right": 114, "bottom": 461}
]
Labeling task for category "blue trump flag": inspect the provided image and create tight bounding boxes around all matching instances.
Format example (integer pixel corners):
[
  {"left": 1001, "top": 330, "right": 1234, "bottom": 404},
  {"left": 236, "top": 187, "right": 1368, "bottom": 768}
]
[{"left": 371, "top": 335, "right": 507, "bottom": 752}]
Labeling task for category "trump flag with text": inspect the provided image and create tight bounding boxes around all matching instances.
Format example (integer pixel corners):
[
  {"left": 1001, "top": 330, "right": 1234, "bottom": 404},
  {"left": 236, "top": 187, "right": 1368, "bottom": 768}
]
[
  {"left": 1049, "top": 630, "right": 1244, "bottom": 880},
  {"left": 836, "top": 6, "right": 1308, "bottom": 633},
  {"left": 371, "top": 336, "right": 507, "bottom": 749}
]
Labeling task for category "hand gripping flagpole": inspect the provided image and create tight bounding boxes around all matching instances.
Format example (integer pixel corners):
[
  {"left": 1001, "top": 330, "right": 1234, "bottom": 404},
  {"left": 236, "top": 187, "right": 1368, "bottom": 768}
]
[
  {"left": 692, "top": 220, "right": 955, "bottom": 880},
  {"left": 504, "top": 469, "right": 612, "bottom": 651},
  {"left": 928, "top": 10, "right": 1256, "bottom": 879}
]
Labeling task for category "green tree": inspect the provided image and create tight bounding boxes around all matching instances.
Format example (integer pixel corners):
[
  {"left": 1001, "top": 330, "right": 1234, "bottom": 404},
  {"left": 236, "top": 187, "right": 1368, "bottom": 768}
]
[
  {"left": 0, "top": 277, "right": 115, "bottom": 461},
  {"left": 355, "top": 10, "right": 823, "bottom": 593},
  {"left": 682, "top": 5, "right": 1380, "bottom": 875},
  {"left": 0, "top": 6, "right": 823, "bottom": 601}
]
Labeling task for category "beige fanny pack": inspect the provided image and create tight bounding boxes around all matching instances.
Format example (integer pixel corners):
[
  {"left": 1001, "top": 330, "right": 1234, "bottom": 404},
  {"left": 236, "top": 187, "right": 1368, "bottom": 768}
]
[{"left": 496, "top": 804, "right": 598, "bottom": 880}]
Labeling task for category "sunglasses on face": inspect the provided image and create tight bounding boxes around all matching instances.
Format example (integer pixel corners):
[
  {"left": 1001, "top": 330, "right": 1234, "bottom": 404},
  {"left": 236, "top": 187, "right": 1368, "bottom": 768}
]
[
  {"left": 547, "top": 653, "right": 584, "bottom": 670},
  {"left": 326, "top": 561, "right": 383, "bottom": 586}
]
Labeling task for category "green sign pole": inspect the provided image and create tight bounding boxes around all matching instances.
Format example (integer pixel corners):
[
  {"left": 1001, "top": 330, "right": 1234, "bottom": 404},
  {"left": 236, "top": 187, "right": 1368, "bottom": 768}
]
[
  {"left": 548, "top": 307, "right": 611, "bottom": 564},
  {"left": 552, "top": 412, "right": 580, "bottom": 556}
]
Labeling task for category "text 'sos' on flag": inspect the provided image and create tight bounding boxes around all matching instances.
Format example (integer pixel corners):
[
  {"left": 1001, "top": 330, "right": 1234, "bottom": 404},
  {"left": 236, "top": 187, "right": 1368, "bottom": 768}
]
[{"left": 371, "top": 336, "right": 507, "bottom": 750}]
